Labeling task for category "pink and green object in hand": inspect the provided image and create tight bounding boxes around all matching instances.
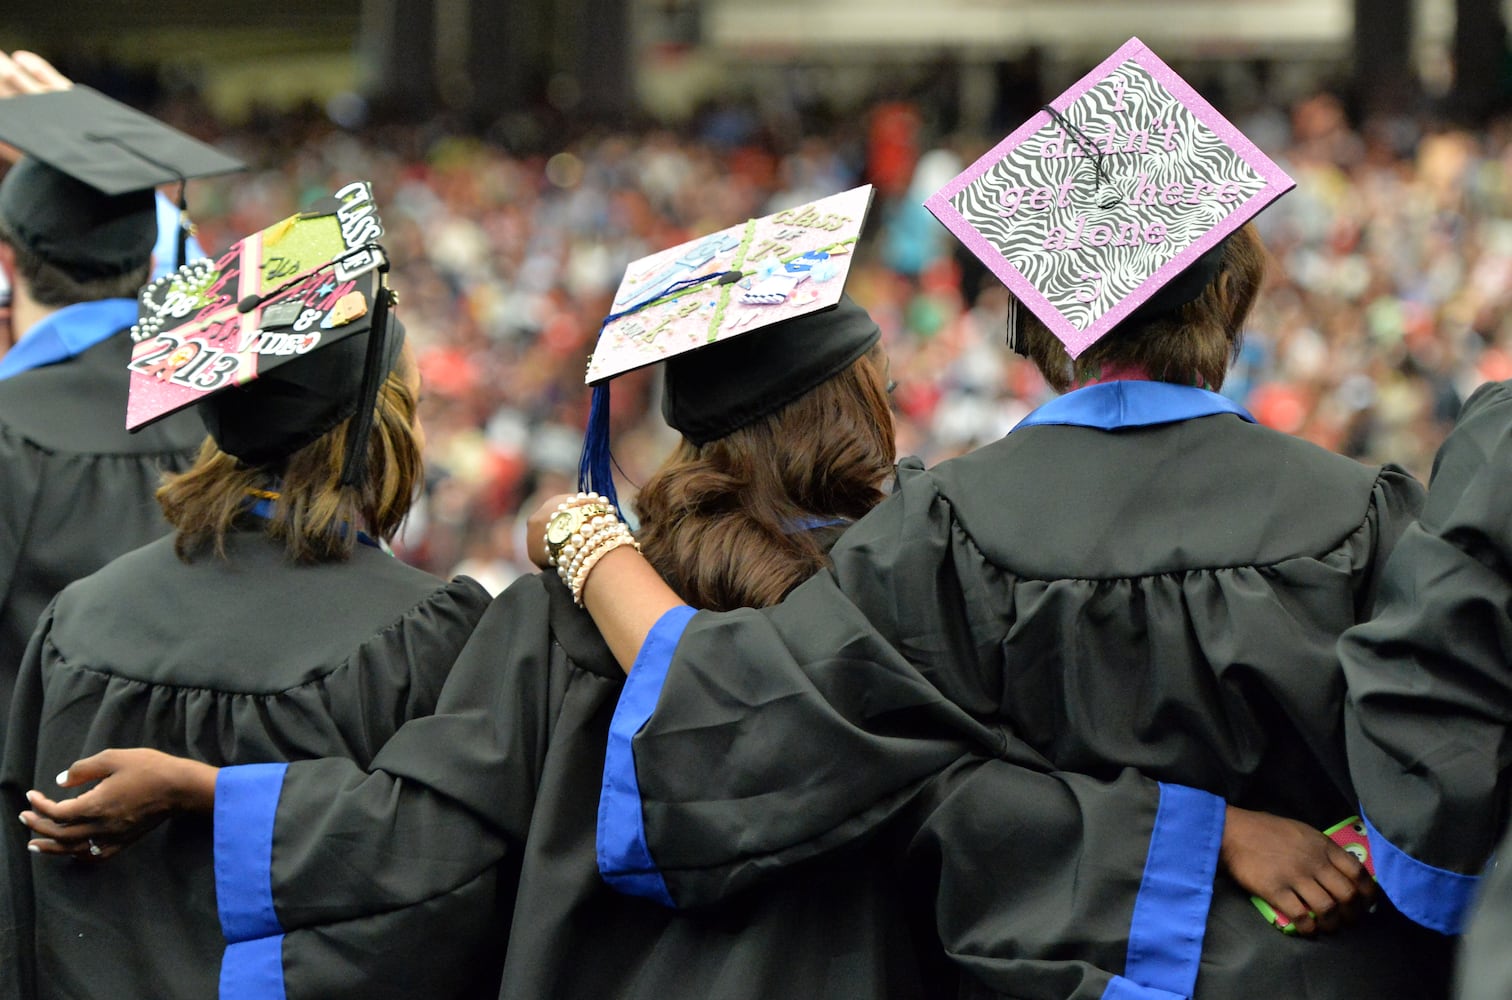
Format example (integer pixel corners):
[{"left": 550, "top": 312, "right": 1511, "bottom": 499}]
[{"left": 1251, "top": 816, "right": 1375, "bottom": 934}]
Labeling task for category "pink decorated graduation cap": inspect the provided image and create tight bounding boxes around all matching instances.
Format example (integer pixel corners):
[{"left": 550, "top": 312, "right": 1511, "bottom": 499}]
[
  {"left": 127, "top": 181, "right": 398, "bottom": 486},
  {"left": 925, "top": 37, "right": 1294, "bottom": 359},
  {"left": 579, "top": 184, "right": 877, "bottom": 510}
]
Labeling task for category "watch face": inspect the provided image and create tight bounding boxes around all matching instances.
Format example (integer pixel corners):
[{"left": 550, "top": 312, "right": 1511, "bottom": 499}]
[{"left": 545, "top": 509, "right": 578, "bottom": 545}]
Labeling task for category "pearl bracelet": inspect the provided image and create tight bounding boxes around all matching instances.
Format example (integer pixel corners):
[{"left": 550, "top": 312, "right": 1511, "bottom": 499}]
[
  {"left": 559, "top": 522, "right": 624, "bottom": 588},
  {"left": 570, "top": 524, "right": 641, "bottom": 606}
]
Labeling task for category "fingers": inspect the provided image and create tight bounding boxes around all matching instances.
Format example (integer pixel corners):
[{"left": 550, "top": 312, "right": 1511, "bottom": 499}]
[
  {"left": 1269, "top": 889, "right": 1317, "bottom": 936},
  {"left": 27, "top": 837, "right": 118, "bottom": 860},
  {"left": 1293, "top": 878, "right": 1341, "bottom": 933},
  {"left": 57, "top": 750, "right": 118, "bottom": 787},
  {"left": 0, "top": 51, "right": 71, "bottom": 97},
  {"left": 12, "top": 52, "right": 71, "bottom": 91},
  {"left": 18, "top": 808, "right": 99, "bottom": 844},
  {"left": 1314, "top": 853, "right": 1368, "bottom": 923},
  {"left": 1326, "top": 845, "right": 1380, "bottom": 906},
  {"left": 22, "top": 789, "right": 96, "bottom": 827}
]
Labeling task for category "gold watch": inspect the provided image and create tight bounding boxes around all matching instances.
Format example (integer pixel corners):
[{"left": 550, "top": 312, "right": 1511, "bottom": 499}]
[{"left": 545, "top": 503, "right": 613, "bottom": 566}]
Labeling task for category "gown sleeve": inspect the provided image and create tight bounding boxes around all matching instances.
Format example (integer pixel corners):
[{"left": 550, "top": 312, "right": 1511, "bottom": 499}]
[
  {"left": 0, "top": 425, "right": 43, "bottom": 623},
  {"left": 0, "top": 603, "right": 52, "bottom": 1000},
  {"left": 1341, "top": 380, "right": 1512, "bottom": 934},
  {"left": 211, "top": 574, "right": 562, "bottom": 988},
  {"left": 900, "top": 757, "right": 1216, "bottom": 1000}
]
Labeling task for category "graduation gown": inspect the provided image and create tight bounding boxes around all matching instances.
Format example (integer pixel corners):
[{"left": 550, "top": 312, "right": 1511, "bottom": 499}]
[
  {"left": 597, "top": 381, "right": 1451, "bottom": 999},
  {"left": 201, "top": 561, "right": 950, "bottom": 999},
  {"left": 0, "top": 530, "right": 491, "bottom": 1000},
  {"left": 0, "top": 316, "right": 205, "bottom": 726},
  {"left": 1340, "top": 378, "right": 1512, "bottom": 938}
]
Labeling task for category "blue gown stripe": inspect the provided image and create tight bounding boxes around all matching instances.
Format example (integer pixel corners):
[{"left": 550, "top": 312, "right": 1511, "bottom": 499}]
[
  {"left": 1122, "top": 783, "right": 1224, "bottom": 995},
  {"left": 1101, "top": 976, "right": 1188, "bottom": 1000},
  {"left": 215, "top": 763, "right": 289, "bottom": 942},
  {"left": 1013, "top": 380, "right": 1255, "bottom": 432},
  {"left": 1362, "top": 810, "right": 1480, "bottom": 934},
  {"left": 219, "top": 935, "right": 287, "bottom": 1000},
  {"left": 597, "top": 604, "right": 698, "bottom": 908},
  {"left": 0, "top": 298, "right": 138, "bottom": 381}
]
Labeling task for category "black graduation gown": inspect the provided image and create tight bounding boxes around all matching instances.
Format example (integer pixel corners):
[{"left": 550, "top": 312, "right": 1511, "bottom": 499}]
[
  {"left": 0, "top": 325, "right": 205, "bottom": 727},
  {"left": 1340, "top": 378, "right": 1512, "bottom": 940},
  {"left": 596, "top": 382, "right": 1451, "bottom": 999},
  {"left": 0, "top": 531, "right": 491, "bottom": 1000},
  {"left": 202, "top": 564, "right": 946, "bottom": 999}
]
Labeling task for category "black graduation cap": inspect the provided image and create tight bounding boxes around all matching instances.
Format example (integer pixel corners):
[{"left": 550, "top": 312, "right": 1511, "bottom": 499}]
[
  {"left": 126, "top": 181, "right": 399, "bottom": 485},
  {"left": 0, "top": 85, "right": 244, "bottom": 277},
  {"left": 578, "top": 185, "right": 878, "bottom": 510}
]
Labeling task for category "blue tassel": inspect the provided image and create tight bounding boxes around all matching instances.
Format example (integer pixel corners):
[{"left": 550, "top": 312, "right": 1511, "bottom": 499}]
[{"left": 577, "top": 382, "right": 622, "bottom": 515}]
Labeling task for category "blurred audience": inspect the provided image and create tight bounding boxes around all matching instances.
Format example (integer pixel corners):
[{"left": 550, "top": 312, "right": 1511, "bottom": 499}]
[{"left": 159, "top": 88, "right": 1512, "bottom": 586}]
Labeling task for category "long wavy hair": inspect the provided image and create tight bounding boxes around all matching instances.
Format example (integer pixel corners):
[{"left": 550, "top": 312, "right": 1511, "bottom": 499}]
[
  {"left": 1022, "top": 222, "right": 1267, "bottom": 392},
  {"left": 156, "top": 363, "right": 424, "bottom": 564},
  {"left": 635, "top": 344, "right": 895, "bottom": 611}
]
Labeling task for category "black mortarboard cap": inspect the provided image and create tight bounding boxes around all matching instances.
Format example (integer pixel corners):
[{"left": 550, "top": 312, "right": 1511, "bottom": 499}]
[
  {"left": 0, "top": 86, "right": 243, "bottom": 277},
  {"left": 662, "top": 293, "right": 880, "bottom": 445}
]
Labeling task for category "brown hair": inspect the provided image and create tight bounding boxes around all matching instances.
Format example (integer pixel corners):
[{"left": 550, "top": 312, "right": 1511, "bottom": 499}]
[
  {"left": 1021, "top": 223, "right": 1267, "bottom": 393},
  {"left": 0, "top": 222, "right": 150, "bottom": 307},
  {"left": 157, "top": 364, "right": 424, "bottom": 564},
  {"left": 635, "top": 345, "right": 895, "bottom": 611}
]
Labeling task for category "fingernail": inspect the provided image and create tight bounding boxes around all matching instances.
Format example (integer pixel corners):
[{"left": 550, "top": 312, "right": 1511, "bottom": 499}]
[
  {"left": 26, "top": 843, "right": 39, "bottom": 853},
  {"left": 25, "top": 790, "right": 37, "bottom": 804},
  {"left": 17, "top": 812, "right": 27, "bottom": 826},
  {"left": 54, "top": 770, "right": 67, "bottom": 786}
]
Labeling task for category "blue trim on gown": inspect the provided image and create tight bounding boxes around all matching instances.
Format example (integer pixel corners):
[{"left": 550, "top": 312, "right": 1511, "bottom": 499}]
[
  {"left": 215, "top": 762, "right": 289, "bottom": 942},
  {"left": 1122, "top": 783, "right": 1225, "bottom": 996},
  {"left": 597, "top": 604, "right": 697, "bottom": 907},
  {"left": 1363, "top": 809, "right": 1481, "bottom": 934},
  {"left": 0, "top": 298, "right": 138, "bottom": 381},
  {"left": 1013, "top": 380, "right": 1255, "bottom": 433},
  {"left": 219, "top": 935, "right": 287, "bottom": 1000}
]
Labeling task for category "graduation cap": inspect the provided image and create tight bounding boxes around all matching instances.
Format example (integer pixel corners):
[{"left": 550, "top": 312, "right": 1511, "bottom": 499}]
[
  {"left": 579, "top": 184, "right": 879, "bottom": 511},
  {"left": 925, "top": 37, "right": 1295, "bottom": 359},
  {"left": 126, "top": 180, "right": 398, "bottom": 485},
  {"left": 0, "top": 85, "right": 244, "bottom": 278}
]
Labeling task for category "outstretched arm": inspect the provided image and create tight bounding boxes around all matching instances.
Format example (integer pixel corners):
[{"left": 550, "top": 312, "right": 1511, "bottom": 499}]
[{"left": 21, "top": 748, "right": 214, "bottom": 859}]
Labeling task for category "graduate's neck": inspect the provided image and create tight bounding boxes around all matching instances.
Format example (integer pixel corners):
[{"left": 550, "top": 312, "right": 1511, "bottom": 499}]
[
  {"left": 1069, "top": 363, "right": 1209, "bottom": 391},
  {"left": 1069, "top": 362, "right": 1156, "bottom": 389},
  {"left": 7, "top": 281, "right": 51, "bottom": 349}
]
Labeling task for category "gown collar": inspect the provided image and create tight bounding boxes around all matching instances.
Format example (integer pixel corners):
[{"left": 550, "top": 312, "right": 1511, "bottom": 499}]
[
  {"left": 1013, "top": 379, "right": 1255, "bottom": 433},
  {"left": 0, "top": 298, "right": 138, "bottom": 382},
  {"left": 245, "top": 496, "right": 383, "bottom": 550}
]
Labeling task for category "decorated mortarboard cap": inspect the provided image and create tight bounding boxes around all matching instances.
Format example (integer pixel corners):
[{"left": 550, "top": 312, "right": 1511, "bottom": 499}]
[
  {"left": 925, "top": 37, "right": 1294, "bottom": 359},
  {"left": 126, "top": 180, "right": 399, "bottom": 483},
  {"left": 578, "top": 184, "right": 877, "bottom": 508},
  {"left": 0, "top": 86, "right": 243, "bottom": 277}
]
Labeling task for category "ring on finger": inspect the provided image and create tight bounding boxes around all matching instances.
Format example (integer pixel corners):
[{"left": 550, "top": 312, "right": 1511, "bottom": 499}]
[{"left": 87, "top": 839, "right": 102, "bottom": 857}]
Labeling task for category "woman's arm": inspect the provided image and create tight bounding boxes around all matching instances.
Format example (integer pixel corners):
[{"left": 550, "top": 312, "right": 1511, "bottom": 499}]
[
  {"left": 526, "top": 494, "right": 677, "bottom": 673},
  {"left": 20, "top": 749, "right": 215, "bottom": 859}
]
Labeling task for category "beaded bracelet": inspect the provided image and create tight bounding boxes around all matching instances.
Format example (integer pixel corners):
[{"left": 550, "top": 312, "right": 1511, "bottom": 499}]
[
  {"left": 569, "top": 524, "right": 641, "bottom": 606},
  {"left": 559, "top": 521, "right": 624, "bottom": 588},
  {"left": 544, "top": 492, "right": 617, "bottom": 569}
]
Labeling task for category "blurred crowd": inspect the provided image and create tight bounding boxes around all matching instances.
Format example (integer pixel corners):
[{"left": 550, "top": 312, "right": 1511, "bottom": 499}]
[{"left": 159, "top": 84, "right": 1512, "bottom": 590}]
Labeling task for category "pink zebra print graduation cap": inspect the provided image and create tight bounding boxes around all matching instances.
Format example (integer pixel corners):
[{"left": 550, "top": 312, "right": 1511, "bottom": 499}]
[{"left": 925, "top": 37, "right": 1294, "bottom": 359}]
